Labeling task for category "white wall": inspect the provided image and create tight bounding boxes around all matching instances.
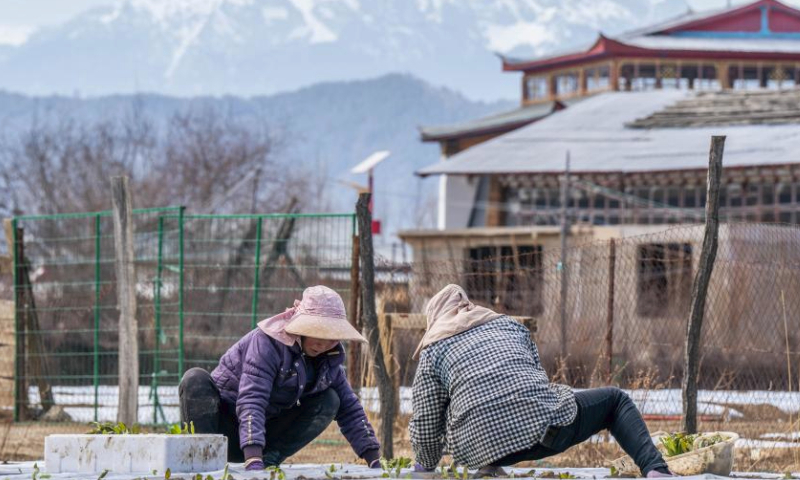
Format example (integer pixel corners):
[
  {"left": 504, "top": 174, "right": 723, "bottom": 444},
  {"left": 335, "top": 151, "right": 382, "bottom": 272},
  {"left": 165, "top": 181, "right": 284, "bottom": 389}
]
[{"left": 437, "top": 174, "right": 478, "bottom": 230}]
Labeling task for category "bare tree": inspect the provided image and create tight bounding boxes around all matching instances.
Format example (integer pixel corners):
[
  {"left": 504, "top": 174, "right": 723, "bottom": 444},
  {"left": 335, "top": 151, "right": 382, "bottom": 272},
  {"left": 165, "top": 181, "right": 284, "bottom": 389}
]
[{"left": 0, "top": 100, "right": 314, "bottom": 216}]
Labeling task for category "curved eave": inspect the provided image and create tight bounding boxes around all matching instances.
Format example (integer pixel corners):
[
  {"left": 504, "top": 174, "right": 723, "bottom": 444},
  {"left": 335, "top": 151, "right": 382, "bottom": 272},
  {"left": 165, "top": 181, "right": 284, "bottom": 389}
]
[
  {"left": 503, "top": 34, "right": 800, "bottom": 74},
  {"left": 502, "top": 35, "right": 615, "bottom": 72},
  {"left": 419, "top": 117, "right": 543, "bottom": 143},
  {"left": 658, "top": 0, "right": 800, "bottom": 34}
]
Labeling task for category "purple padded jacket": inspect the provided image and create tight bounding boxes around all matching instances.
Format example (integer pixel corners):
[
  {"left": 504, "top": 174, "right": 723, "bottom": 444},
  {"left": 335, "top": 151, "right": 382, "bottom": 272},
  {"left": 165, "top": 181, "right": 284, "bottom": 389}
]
[{"left": 210, "top": 328, "right": 380, "bottom": 460}]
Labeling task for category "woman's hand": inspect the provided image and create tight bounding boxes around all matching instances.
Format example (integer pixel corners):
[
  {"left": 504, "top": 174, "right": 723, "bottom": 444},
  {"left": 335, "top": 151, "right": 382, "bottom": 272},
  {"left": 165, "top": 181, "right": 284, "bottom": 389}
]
[{"left": 368, "top": 459, "right": 382, "bottom": 469}]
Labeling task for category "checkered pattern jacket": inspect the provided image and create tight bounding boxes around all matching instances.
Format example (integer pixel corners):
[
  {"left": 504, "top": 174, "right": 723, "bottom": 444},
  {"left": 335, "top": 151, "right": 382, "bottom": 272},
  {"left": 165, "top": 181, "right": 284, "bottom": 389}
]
[{"left": 409, "top": 317, "right": 577, "bottom": 469}]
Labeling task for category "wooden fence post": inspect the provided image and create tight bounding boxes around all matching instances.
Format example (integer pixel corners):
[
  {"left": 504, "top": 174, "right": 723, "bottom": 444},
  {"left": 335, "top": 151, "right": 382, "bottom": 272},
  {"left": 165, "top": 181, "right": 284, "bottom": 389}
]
[
  {"left": 682, "top": 136, "right": 725, "bottom": 434},
  {"left": 11, "top": 226, "right": 28, "bottom": 421},
  {"left": 348, "top": 234, "right": 362, "bottom": 390},
  {"left": 356, "top": 193, "right": 395, "bottom": 458},
  {"left": 111, "top": 176, "right": 139, "bottom": 426},
  {"left": 606, "top": 239, "right": 616, "bottom": 382},
  {"left": 559, "top": 152, "right": 571, "bottom": 379}
]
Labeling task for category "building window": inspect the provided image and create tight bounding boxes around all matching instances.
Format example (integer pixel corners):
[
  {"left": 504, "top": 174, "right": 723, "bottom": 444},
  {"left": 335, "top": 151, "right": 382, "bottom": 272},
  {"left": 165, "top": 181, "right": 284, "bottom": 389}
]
[
  {"left": 525, "top": 76, "right": 549, "bottom": 100},
  {"left": 660, "top": 64, "right": 680, "bottom": 89},
  {"left": 766, "top": 66, "right": 796, "bottom": 89},
  {"left": 464, "top": 245, "right": 543, "bottom": 315},
  {"left": 555, "top": 72, "right": 579, "bottom": 96},
  {"left": 696, "top": 65, "right": 720, "bottom": 90},
  {"left": 586, "top": 65, "right": 610, "bottom": 91},
  {"left": 631, "top": 64, "right": 658, "bottom": 91},
  {"left": 637, "top": 243, "right": 692, "bottom": 318},
  {"left": 730, "top": 65, "right": 762, "bottom": 90}
]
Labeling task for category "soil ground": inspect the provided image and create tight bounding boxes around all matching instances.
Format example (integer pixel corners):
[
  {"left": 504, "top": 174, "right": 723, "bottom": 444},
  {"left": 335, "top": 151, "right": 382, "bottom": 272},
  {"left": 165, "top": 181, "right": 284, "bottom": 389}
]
[{"left": 1, "top": 415, "right": 797, "bottom": 474}]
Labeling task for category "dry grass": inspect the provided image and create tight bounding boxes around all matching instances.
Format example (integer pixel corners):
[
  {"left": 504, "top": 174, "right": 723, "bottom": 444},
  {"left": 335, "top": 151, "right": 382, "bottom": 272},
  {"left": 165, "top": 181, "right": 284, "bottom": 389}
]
[{"left": 1, "top": 415, "right": 797, "bottom": 474}]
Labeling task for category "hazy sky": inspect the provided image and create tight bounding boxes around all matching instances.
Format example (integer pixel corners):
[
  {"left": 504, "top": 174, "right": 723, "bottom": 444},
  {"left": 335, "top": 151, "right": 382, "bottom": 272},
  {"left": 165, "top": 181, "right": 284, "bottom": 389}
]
[{"left": 1, "top": 0, "right": 800, "bottom": 45}]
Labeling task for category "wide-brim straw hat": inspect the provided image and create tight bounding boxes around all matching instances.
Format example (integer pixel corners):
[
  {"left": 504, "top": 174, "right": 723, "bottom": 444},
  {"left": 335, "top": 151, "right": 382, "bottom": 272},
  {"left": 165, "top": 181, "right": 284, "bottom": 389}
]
[{"left": 285, "top": 285, "right": 367, "bottom": 343}]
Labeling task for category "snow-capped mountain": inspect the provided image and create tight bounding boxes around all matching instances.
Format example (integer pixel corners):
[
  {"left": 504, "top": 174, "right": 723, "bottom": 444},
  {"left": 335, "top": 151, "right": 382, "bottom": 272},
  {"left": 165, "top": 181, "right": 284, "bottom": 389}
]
[{"left": 1, "top": 0, "right": 688, "bottom": 100}]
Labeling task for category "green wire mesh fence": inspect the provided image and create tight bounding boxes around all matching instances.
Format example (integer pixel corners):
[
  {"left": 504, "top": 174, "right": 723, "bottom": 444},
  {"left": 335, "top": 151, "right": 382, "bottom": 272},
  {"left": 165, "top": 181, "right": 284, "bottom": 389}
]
[
  {"left": 10, "top": 209, "right": 356, "bottom": 426},
  {"left": 178, "top": 213, "right": 356, "bottom": 374}
]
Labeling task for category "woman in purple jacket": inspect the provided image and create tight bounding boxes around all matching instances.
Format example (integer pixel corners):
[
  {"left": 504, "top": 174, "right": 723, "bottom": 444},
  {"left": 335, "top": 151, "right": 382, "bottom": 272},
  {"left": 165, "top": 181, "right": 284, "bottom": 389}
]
[{"left": 179, "top": 286, "right": 381, "bottom": 471}]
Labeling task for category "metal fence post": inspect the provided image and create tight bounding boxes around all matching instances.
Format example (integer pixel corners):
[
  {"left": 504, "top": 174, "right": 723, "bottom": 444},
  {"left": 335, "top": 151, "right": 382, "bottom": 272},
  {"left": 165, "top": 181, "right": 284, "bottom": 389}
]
[
  {"left": 251, "top": 217, "right": 263, "bottom": 330},
  {"left": 178, "top": 206, "right": 186, "bottom": 378},
  {"left": 93, "top": 213, "right": 101, "bottom": 422},
  {"left": 153, "top": 216, "right": 165, "bottom": 424}
]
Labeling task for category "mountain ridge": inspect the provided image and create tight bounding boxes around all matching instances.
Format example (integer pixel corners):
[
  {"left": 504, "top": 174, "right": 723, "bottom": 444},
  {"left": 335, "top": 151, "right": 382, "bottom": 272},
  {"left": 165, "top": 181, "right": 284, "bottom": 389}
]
[{"left": 0, "top": 0, "right": 689, "bottom": 101}]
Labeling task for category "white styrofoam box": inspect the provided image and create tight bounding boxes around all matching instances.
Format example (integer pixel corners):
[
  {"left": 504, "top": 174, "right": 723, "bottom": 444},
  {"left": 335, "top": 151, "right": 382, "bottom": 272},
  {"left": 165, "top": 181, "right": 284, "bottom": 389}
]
[{"left": 44, "top": 434, "right": 227, "bottom": 474}]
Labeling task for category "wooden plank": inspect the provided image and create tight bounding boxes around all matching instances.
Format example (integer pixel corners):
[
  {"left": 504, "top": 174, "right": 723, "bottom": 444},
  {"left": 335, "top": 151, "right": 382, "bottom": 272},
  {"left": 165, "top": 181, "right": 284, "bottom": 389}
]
[
  {"left": 2, "top": 219, "right": 12, "bottom": 257},
  {"left": 386, "top": 313, "right": 537, "bottom": 337},
  {"left": 0, "top": 255, "right": 10, "bottom": 276},
  {"left": 111, "top": 176, "right": 139, "bottom": 426},
  {"left": 0, "top": 300, "right": 14, "bottom": 410}
]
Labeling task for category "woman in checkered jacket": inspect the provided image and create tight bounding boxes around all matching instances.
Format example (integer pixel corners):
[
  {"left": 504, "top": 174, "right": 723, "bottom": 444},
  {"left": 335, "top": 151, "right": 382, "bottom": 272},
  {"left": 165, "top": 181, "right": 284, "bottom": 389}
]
[{"left": 409, "top": 284, "right": 672, "bottom": 478}]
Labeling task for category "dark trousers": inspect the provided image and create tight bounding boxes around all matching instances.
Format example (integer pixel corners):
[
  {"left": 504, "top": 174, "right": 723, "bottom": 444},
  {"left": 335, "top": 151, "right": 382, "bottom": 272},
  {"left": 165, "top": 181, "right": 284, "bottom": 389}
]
[
  {"left": 179, "top": 367, "right": 339, "bottom": 465},
  {"left": 493, "top": 387, "right": 668, "bottom": 476}
]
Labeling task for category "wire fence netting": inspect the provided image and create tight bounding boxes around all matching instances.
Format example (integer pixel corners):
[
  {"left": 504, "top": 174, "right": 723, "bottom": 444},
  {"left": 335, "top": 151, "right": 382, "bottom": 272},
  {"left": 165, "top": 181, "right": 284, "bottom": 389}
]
[{"left": 2, "top": 214, "right": 799, "bottom": 467}]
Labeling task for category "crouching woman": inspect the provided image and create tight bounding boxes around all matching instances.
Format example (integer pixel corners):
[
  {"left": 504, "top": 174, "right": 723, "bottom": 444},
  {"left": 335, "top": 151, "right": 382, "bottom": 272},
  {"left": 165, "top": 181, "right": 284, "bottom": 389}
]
[
  {"left": 409, "top": 284, "right": 672, "bottom": 478},
  {"left": 180, "top": 286, "right": 381, "bottom": 471}
]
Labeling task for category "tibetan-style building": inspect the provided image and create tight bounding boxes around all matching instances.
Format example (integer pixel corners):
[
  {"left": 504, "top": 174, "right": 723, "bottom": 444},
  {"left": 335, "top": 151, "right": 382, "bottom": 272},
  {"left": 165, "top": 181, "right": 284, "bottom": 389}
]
[
  {"left": 403, "top": 0, "right": 800, "bottom": 380},
  {"left": 507, "top": 0, "right": 800, "bottom": 103},
  {"left": 421, "top": 0, "right": 800, "bottom": 158}
]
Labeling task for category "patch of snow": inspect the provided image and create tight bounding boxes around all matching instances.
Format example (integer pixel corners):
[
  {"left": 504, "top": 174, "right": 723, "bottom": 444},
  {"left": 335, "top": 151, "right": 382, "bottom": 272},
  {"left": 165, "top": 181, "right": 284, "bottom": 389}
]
[
  {"left": 761, "top": 432, "right": 800, "bottom": 440},
  {"left": 287, "top": 0, "right": 338, "bottom": 44},
  {"left": 210, "top": 10, "right": 245, "bottom": 44},
  {"left": 28, "top": 385, "right": 800, "bottom": 424},
  {"left": 414, "top": 0, "right": 449, "bottom": 23},
  {"left": 558, "top": 0, "right": 632, "bottom": 27},
  {"left": 482, "top": 21, "right": 557, "bottom": 53},
  {"left": 0, "top": 24, "right": 35, "bottom": 46},
  {"left": 263, "top": 6, "right": 290, "bottom": 22},
  {"left": 128, "top": 0, "right": 225, "bottom": 25},
  {"left": 165, "top": 19, "right": 210, "bottom": 79},
  {"left": 99, "top": 6, "right": 123, "bottom": 24},
  {"left": 735, "top": 438, "right": 800, "bottom": 449}
]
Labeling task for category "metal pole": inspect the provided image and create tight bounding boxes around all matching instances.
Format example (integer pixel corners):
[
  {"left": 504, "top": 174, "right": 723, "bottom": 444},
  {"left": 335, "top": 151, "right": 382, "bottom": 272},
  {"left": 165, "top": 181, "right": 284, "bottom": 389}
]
[
  {"left": 93, "top": 214, "right": 101, "bottom": 422},
  {"left": 153, "top": 216, "right": 165, "bottom": 424},
  {"left": 559, "top": 151, "right": 571, "bottom": 370},
  {"left": 11, "top": 219, "right": 20, "bottom": 422},
  {"left": 368, "top": 170, "right": 374, "bottom": 214},
  {"left": 251, "top": 217, "right": 263, "bottom": 330},
  {"left": 178, "top": 206, "right": 186, "bottom": 378}
]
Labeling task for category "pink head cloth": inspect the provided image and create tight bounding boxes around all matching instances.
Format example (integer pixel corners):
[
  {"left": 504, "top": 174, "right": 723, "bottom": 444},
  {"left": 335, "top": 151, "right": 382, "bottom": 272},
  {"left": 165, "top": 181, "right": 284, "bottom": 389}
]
[{"left": 257, "top": 299, "right": 302, "bottom": 346}]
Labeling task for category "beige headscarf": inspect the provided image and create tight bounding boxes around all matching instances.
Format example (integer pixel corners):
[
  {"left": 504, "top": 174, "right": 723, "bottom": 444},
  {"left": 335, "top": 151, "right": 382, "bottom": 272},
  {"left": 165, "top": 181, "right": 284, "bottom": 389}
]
[{"left": 412, "top": 284, "right": 504, "bottom": 359}]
